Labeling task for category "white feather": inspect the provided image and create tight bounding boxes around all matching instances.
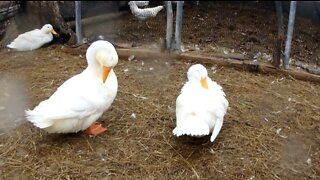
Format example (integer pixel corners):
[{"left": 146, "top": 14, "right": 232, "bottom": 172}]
[
  {"left": 128, "top": 1, "right": 163, "bottom": 20},
  {"left": 173, "top": 64, "right": 229, "bottom": 142},
  {"left": 7, "top": 24, "right": 57, "bottom": 51},
  {"left": 25, "top": 40, "right": 118, "bottom": 134},
  {"left": 134, "top": 1, "right": 149, "bottom": 7}
]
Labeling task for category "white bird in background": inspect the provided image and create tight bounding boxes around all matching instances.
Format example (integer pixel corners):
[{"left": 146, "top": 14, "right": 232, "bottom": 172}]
[
  {"left": 134, "top": 1, "right": 149, "bottom": 7},
  {"left": 173, "top": 64, "right": 229, "bottom": 142},
  {"left": 128, "top": 1, "right": 163, "bottom": 21},
  {"left": 25, "top": 40, "right": 118, "bottom": 135},
  {"left": 7, "top": 24, "right": 58, "bottom": 51}
]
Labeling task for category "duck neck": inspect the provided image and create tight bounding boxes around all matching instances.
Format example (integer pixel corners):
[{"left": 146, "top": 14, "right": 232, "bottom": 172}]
[
  {"left": 86, "top": 61, "right": 102, "bottom": 79},
  {"left": 129, "top": 2, "right": 138, "bottom": 12}
]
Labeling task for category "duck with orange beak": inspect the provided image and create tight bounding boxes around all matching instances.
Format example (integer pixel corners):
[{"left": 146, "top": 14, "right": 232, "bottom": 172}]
[
  {"left": 25, "top": 40, "right": 118, "bottom": 135},
  {"left": 7, "top": 24, "right": 58, "bottom": 51},
  {"left": 173, "top": 64, "right": 229, "bottom": 142}
]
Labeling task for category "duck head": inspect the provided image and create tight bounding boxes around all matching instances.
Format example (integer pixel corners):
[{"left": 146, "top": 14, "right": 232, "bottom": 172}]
[
  {"left": 41, "top": 24, "right": 58, "bottom": 35},
  {"left": 86, "top": 40, "right": 119, "bottom": 83},
  {"left": 187, "top": 64, "right": 209, "bottom": 89}
]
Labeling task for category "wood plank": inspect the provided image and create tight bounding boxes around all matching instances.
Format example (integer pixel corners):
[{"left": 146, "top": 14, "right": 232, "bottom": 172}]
[
  {"left": 67, "top": 11, "right": 129, "bottom": 28},
  {"left": 116, "top": 48, "right": 320, "bottom": 83}
]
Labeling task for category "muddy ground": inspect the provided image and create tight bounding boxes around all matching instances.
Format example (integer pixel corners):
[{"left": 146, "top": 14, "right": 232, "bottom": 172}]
[{"left": 0, "top": 2, "right": 320, "bottom": 179}]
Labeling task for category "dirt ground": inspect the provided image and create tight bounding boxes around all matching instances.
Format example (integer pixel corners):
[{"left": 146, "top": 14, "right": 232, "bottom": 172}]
[{"left": 0, "top": 2, "right": 320, "bottom": 179}]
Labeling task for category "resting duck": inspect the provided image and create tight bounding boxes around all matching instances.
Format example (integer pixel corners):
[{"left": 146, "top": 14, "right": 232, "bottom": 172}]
[
  {"left": 7, "top": 24, "right": 58, "bottom": 51},
  {"left": 25, "top": 40, "right": 118, "bottom": 135},
  {"left": 172, "top": 64, "right": 229, "bottom": 142}
]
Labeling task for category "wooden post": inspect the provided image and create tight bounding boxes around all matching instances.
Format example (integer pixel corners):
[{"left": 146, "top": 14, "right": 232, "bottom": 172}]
[
  {"left": 273, "top": 1, "right": 284, "bottom": 68},
  {"left": 275, "top": 2, "right": 284, "bottom": 35}
]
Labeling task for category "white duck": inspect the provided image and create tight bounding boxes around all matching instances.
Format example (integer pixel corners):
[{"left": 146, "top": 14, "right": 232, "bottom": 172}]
[
  {"left": 25, "top": 40, "right": 118, "bottom": 135},
  {"left": 7, "top": 24, "right": 58, "bottom": 51},
  {"left": 172, "top": 64, "right": 229, "bottom": 142}
]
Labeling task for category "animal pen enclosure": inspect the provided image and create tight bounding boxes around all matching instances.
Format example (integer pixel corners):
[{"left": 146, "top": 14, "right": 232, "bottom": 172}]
[{"left": 0, "top": 1, "right": 319, "bottom": 179}]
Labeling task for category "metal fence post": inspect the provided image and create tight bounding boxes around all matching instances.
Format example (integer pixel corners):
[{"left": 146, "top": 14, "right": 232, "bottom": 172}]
[
  {"left": 175, "top": 1, "right": 184, "bottom": 52},
  {"left": 75, "top": 1, "right": 82, "bottom": 44},
  {"left": 284, "top": 1, "right": 297, "bottom": 69},
  {"left": 166, "top": 1, "right": 173, "bottom": 50}
]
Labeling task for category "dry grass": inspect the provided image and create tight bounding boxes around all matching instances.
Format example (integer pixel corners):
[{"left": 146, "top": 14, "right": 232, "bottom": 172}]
[
  {"left": 0, "top": 2, "right": 320, "bottom": 179},
  {"left": 0, "top": 45, "right": 319, "bottom": 179}
]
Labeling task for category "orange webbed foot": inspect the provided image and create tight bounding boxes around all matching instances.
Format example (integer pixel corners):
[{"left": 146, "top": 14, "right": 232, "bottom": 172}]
[{"left": 84, "top": 122, "right": 107, "bottom": 136}]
